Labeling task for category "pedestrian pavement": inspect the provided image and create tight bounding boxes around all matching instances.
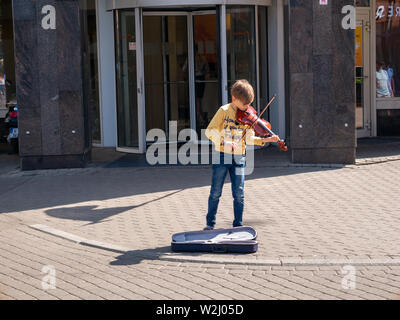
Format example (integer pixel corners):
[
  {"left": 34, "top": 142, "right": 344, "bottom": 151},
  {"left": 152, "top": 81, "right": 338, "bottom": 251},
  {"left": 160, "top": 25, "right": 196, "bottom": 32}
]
[
  {"left": 1, "top": 137, "right": 400, "bottom": 264},
  {"left": 0, "top": 137, "right": 400, "bottom": 300},
  {"left": 3, "top": 223, "right": 400, "bottom": 300}
]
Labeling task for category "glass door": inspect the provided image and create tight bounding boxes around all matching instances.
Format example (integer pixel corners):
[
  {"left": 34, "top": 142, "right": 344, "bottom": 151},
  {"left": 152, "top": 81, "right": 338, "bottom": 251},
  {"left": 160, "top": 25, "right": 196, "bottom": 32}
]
[
  {"left": 143, "top": 11, "right": 219, "bottom": 141},
  {"left": 143, "top": 14, "right": 190, "bottom": 143},
  {"left": 356, "top": 8, "right": 372, "bottom": 138},
  {"left": 192, "top": 12, "right": 219, "bottom": 137},
  {"left": 114, "top": 6, "right": 268, "bottom": 152},
  {"left": 226, "top": 6, "right": 257, "bottom": 110},
  {"left": 115, "top": 9, "right": 146, "bottom": 152}
]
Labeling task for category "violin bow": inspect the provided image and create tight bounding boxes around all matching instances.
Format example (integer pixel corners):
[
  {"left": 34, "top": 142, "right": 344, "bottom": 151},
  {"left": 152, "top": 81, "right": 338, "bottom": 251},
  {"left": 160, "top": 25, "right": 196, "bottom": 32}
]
[{"left": 241, "top": 94, "right": 277, "bottom": 143}]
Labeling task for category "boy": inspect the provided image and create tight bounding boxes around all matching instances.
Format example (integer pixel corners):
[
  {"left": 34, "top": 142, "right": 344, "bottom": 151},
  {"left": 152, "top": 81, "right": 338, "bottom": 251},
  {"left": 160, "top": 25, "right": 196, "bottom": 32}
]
[{"left": 204, "top": 80, "right": 279, "bottom": 230}]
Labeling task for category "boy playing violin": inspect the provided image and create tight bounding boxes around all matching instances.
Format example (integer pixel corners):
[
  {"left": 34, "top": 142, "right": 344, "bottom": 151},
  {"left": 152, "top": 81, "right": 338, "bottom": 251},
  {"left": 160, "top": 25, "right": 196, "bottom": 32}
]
[{"left": 204, "top": 79, "right": 279, "bottom": 230}]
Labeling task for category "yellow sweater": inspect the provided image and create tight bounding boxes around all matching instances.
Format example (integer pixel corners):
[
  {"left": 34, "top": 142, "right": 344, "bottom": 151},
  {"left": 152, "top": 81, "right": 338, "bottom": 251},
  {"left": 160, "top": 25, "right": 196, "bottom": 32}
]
[{"left": 205, "top": 103, "right": 265, "bottom": 155}]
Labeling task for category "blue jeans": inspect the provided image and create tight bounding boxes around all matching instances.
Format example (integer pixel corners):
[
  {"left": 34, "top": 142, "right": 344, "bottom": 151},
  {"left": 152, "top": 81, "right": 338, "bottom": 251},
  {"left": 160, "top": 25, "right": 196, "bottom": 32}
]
[{"left": 206, "top": 152, "right": 246, "bottom": 228}]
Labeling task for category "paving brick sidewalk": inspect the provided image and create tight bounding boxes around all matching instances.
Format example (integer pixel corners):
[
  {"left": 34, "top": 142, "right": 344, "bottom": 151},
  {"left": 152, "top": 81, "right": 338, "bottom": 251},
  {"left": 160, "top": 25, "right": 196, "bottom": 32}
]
[
  {"left": 1, "top": 224, "right": 400, "bottom": 300},
  {"left": 0, "top": 138, "right": 400, "bottom": 299},
  {"left": 1, "top": 144, "right": 400, "bottom": 262}
]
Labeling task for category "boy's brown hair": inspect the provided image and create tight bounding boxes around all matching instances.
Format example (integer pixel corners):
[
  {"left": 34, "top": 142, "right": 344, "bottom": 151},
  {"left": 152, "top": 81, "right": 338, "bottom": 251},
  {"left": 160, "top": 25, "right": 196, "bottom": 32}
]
[{"left": 230, "top": 80, "right": 254, "bottom": 105}]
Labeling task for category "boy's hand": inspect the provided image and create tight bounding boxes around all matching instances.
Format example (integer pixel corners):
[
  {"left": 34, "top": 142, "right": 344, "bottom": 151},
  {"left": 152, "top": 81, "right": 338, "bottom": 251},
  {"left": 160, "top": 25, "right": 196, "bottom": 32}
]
[
  {"left": 262, "top": 135, "right": 280, "bottom": 144},
  {"left": 223, "top": 141, "right": 238, "bottom": 152}
]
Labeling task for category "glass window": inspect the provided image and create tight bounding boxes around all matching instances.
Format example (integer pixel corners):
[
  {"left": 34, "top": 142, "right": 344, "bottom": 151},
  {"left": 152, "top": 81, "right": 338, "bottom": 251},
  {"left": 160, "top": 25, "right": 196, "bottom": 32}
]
[
  {"left": 226, "top": 6, "right": 257, "bottom": 109},
  {"left": 356, "top": 0, "right": 370, "bottom": 6},
  {"left": 143, "top": 16, "right": 165, "bottom": 137},
  {"left": 143, "top": 15, "right": 190, "bottom": 141},
  {"left": 258, "top": 6, "right": 269, "bottom": 117},
  {"left": 376, "top": 0, "right": 400, "bottom": 98},
  {"left": 193, "top": 14, "right": 219, "bottom": 136},
  {"left": 355, "top": 21, "right": 365, "bottom": 128},
  {"left": 115, "top": 11, "right": 139, "bottom": 148}
]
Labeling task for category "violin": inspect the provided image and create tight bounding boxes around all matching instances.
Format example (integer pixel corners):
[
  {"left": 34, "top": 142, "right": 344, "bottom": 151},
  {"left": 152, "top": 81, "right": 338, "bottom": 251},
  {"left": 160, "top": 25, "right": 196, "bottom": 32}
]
[{"left": 236, "top": 95, "right": 288, "bottom": 152}]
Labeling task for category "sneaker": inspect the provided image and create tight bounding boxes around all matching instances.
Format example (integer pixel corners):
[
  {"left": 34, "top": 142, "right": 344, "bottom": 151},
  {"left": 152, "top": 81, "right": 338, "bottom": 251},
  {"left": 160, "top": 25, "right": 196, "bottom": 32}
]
[{"left": 203, "top": 226, "right": 214, "bottom": 231}]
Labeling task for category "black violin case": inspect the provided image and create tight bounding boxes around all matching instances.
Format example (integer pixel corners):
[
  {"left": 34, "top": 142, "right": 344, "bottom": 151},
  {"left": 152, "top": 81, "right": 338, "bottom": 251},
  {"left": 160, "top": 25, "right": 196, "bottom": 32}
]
[{"left": 171, "top": 226, "right": 258, "bottom": 253}]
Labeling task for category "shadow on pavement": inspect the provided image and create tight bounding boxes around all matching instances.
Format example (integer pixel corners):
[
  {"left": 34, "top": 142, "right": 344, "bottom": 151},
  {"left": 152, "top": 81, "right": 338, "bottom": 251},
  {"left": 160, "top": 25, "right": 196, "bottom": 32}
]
[
  {"left": 45, "top": 205, "right": 138, "bottom": 225},
  {"left": 110, "top": 246, "right": 171, "bottom": 266},
  {"left": 44, "top": 190, "right": 184, "bottom": 224},
  {"left": 0, "top": 162, "right": 337, "bottom": 216},
  {"left": 1, "top": 138, "right": 399, "bottom": 221},
  {"left": 0, "top": 157, "right": 341, "bottom": 217}
]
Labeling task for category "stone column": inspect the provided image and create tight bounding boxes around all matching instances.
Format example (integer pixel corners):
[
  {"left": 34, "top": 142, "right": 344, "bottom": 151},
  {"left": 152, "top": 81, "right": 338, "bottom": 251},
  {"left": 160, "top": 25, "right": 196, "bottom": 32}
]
[
  {"left": 13, "top": 0, "right": 90, "bottom": 170},
  {"left": 288, "top": 0, "right": 356, "bottom": 164}
]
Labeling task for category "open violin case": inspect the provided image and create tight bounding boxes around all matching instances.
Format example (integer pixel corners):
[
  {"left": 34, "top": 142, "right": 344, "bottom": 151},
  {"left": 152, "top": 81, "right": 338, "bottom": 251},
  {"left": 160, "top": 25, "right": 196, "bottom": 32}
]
[{"left": 171, "top": 226, "right": 258, "bottom": 253}]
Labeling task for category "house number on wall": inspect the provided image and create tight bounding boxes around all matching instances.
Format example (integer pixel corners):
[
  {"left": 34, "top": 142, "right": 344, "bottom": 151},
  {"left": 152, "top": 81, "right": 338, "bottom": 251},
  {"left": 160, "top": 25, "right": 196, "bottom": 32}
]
[{"left": 41, "top": 5, "right": 56, "bottom": 30}]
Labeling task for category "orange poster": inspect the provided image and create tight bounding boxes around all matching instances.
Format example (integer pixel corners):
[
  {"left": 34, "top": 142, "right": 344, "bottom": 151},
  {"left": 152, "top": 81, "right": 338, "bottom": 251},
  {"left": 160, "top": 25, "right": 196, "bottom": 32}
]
[{"left": 355, "top": 25, "right": 363, "bottom": 67}]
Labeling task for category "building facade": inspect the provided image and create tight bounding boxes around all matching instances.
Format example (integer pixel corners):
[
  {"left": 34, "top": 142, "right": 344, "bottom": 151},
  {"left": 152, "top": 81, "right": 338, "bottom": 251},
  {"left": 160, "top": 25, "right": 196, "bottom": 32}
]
[{"left": 6, "top": 0, "right": 400, "bottom": 170}]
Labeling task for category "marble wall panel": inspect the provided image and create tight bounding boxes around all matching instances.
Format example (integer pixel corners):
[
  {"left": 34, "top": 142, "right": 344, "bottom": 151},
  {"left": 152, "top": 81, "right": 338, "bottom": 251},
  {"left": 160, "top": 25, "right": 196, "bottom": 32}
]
[
  {"left": 56, "top": 0, "right": 85, "bottom": 155},
  {"left": 18, "top": 108, "right": 42, "bottom": 156},
  {"left": 331, "top": 0, "right": 355, "bottom": 13},
  {"left": 13, "top": 0, "right": 88, "bottom": 168},
  {"left": 13, "top": 3, "right": 42, "bottom": 156},
  {"left": 288, "top": 0, "right": 356, "bottom": 163},
  {"left": 13, "top": 20, "right": 40, "bottom": 110},
  {"left": 21, "top": 154, "right": 86, "bottom": 170},
  {"left": 289, "top": 0, "right": 313, "bottom": 74},
  {"left": 37, "top": 0, "right": 61, "bottom": 155},
  {"left": 290, "top": 73, "right": 314, "bottom": 148},
  {"left": 332, "top": 13, "right": 355, "bottom": 105},
  {"left": 56, "top": 0, "right": 82, "bottom": 92},
  {"left": 333, "top": 103, "right": 356, "bottom": 147},
  {"left": 312, "top": 104, "right": 336, "bottom": 148},
  {"left": 312, "top": 54, "right": 333, "bottom": 107},
  {"left": 312, "top": 0, "right": 333, "bottom": 55},
  {"left": 59, "top": 90, "right": 85, "bottom": 154}
]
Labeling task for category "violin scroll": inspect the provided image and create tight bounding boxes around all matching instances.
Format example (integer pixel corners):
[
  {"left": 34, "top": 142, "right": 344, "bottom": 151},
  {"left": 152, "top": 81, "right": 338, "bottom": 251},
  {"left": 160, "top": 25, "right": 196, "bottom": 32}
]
[{"left": 277, "top": 140, "right": 288, "bottom": 152}]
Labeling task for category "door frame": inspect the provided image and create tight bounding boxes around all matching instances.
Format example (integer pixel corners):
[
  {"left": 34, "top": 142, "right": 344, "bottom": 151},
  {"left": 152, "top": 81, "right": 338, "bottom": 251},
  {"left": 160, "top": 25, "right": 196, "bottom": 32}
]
[
  {"left": 356, "top": 7, "right": 372, "bottom": 139},
  {"left": 112, "top": 5, "right": 272, "bottom": 153},
  {"left": 142, "top": 10, "right": 218, "bottom": 145},
  {"left": 115, "top": 8, "right": 146, "bottom": 154}
]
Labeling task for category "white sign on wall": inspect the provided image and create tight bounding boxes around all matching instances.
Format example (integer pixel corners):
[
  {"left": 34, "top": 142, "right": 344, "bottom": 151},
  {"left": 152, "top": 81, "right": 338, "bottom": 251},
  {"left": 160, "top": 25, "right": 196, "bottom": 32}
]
[
  {"left": 320, "top": 0, "right": 328, "bottom": 5},
  {"left": 129, "top": 42, "right": 136, "bottom": 51}
]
